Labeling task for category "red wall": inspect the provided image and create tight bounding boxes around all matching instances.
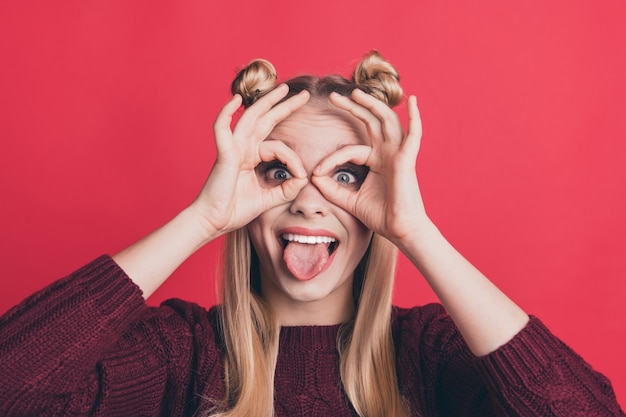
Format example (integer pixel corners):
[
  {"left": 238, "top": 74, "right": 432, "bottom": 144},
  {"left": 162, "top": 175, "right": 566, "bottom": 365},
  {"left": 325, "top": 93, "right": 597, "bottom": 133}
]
[{"left": 1, "top": 0, "right": 625, "bottom": 407}]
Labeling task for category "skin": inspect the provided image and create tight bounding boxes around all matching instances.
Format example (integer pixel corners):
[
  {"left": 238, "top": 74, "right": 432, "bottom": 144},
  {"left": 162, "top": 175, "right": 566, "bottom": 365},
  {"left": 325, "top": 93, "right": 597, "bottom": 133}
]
[
  {"left": 247, "top": 102, "right": 373, "bottom": 325},
  {"left": 113, "top": 84, "right": 529, "bottom": 357}
]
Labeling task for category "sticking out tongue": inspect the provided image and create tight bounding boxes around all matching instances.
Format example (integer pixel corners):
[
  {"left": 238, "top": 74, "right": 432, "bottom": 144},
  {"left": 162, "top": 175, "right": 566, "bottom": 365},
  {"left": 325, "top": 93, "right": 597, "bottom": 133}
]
[{"left": 283, "top": 242, "right": 330, "bottom": 281}]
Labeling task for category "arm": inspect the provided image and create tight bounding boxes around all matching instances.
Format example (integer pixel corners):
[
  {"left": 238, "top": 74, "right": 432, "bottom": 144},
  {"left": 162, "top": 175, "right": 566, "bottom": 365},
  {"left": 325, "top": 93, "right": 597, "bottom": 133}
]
[
  {"left": 0, "top": 256, "right": 149, "bottom": 415},
  {"left": 396, "top": 220, "right": 528, "bottom": 356},
  {"left": 0, "top": 86, "right": 311, "bottom": 414},
  {"left": 112, "top": 206, "right": 215, "bottom": 298},
  {"left": 314, "top": 91, "right": 526, "bottom": 356},
  {"left": 315, "top": 90, "right": 624, "bottom": 412},
  {"left": 394, "top": 306, "right": 625, "bottom": 416},
  {"left": 114, "top": 85, "right": 310, "bottom": 298},
  {"left": 0, "top": 257, "right": 228, "bottom": 416}
]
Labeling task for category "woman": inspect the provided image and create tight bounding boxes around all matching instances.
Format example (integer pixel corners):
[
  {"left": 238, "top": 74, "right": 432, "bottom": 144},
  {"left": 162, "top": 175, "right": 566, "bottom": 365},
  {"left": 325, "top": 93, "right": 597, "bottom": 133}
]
[{"left": 0, "top": 51, "right": 623, "bottom": 416}]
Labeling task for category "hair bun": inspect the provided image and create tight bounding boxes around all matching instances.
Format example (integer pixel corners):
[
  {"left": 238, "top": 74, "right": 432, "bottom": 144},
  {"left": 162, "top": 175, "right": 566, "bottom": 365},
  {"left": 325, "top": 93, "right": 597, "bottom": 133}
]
[
  {"left": 352, "top": 50, "right": 403, "bottom": 107},
  {"left": 231, "top": 59, "right": 277, "bottom": 106}
]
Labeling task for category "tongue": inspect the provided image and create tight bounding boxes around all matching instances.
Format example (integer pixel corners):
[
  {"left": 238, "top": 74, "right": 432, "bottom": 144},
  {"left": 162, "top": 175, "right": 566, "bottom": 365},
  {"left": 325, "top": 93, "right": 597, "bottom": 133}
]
[{"left": 283, "top": 242, "right": 330, "bottom": 281}]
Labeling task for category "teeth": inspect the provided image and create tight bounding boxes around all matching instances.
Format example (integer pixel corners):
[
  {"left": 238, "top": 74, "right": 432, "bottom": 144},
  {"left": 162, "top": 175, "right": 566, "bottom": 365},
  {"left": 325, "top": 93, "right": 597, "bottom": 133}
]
[{"left": 282, "top": 233, "right": 336, "bottom": 244}]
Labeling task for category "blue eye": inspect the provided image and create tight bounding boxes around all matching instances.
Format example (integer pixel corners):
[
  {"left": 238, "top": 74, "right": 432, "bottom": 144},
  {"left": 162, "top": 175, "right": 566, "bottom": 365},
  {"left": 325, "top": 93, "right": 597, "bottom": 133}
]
[
  {"left": 329, "top": 164, "right": 369, "bottom": 189},
  {"left": 255, "top": 161, "right": 294, "bottom": 186},
  {"left": 332, "top": 171, "right": 357, "bottom": 184},
  {"left": 268, "top": 167, "right": 293, "bottom": 181}
]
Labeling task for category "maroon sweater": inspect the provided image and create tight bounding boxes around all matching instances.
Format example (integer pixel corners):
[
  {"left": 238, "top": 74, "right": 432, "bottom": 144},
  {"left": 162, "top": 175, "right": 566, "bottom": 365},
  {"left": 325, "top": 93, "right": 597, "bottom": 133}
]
[{"left": 0, "top": 256, "right": 623, "bottom": 416}]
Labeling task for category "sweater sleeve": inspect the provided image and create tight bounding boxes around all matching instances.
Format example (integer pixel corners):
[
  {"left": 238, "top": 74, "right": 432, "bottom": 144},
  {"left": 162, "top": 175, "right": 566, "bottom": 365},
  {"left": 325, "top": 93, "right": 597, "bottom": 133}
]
[
  {"left": 0, "top": 256, "right": 223, "bottom": 417},
  {"left": 394, "top": 305, "right": 625, "bottom": 417},
  {"left": 473, "top": 317, "right": 624, "bottom": 416}
]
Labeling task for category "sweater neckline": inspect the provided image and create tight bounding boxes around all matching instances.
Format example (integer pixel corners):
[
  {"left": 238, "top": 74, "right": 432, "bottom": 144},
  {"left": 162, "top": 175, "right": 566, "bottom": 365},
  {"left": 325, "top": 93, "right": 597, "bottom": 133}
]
[{"left": 278, "top": 323, "right": 342, "bottom": 352}]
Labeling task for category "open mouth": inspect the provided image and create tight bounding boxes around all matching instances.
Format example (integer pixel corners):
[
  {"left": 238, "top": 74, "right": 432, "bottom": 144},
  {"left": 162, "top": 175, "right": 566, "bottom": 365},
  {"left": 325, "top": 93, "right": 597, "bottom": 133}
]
[
  {"left": 279, "top": 232, "right": 340, "bottom": 281},
  {"left": 280, "top": 233, "right": 339, "bottom": 255}
]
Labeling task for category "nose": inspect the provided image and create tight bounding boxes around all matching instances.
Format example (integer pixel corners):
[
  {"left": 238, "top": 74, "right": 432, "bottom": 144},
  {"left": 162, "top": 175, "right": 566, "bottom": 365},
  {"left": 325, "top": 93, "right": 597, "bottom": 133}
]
[{"left": 289, "top": 181, "right": 329, "bottom": 218}]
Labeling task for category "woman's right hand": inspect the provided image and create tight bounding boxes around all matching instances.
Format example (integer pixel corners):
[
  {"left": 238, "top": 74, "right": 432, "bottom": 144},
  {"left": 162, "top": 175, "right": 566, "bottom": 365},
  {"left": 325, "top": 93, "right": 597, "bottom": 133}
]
[
  {"left": 112, "top": 85, "right": 309, "bottom": 297},
  {"left": 192, "top": 84, "right": 310, "bottom": 239}
]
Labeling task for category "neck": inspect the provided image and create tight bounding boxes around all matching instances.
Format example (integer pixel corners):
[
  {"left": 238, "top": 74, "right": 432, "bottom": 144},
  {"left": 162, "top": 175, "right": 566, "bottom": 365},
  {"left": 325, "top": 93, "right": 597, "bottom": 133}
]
[
  {"left": 272, "top": 298, "right": 355, "bottom": 326},
  {"left": 259, "top": 278, "right": 355, "bottom": 326}
]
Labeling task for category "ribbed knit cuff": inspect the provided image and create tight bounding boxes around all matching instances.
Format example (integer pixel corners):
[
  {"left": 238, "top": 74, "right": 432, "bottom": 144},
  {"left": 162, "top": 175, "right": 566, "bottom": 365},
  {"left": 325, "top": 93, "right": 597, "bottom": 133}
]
[
  {"left": 474, "top": 316, "right": 572, "bottom": 389},
  {"left": 472, "top": 317, "right": 626, "bottom": 415},
  {"left": 73, "top": 254, "right": 145, "bottom": 321},
  {"left": 0, "top": 255, "right": 148, "bottom": 409},
  {"left": 1, "top": 255, "right": 145, "bottom": 349}
]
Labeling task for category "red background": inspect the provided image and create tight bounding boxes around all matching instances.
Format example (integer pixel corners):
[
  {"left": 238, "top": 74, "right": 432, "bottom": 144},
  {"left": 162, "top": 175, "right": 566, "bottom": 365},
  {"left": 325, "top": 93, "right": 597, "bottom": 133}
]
[{"left": 1, "top": 0, "right": 625, "bottom": 407}]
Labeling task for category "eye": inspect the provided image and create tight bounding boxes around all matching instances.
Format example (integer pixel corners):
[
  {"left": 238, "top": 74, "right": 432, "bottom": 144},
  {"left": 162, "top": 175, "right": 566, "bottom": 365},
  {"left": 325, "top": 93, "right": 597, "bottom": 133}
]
[
  {"left": 255, "top": 161, "right": 294, "bottom": 186},
  {"left": 267, "top": 167, "right": 293, "bottom": 182},
  {"left": 332, "top": 171, "right": 357, "bottom": 184},
  {"left": 330, "top": 164, "right": 369, "bottom": 189}
]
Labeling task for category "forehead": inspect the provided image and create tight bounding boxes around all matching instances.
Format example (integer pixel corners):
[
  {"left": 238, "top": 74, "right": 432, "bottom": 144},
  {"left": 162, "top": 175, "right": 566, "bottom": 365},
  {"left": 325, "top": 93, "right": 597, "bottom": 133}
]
[{"left": 268, "top": 102, "right": 369, "bottom": 153}]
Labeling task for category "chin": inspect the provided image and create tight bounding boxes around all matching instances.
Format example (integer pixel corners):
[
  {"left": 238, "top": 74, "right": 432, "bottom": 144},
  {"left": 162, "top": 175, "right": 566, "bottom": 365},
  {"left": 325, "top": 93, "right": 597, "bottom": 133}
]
[{"left": 264, "top": 266, "right": 354, "bottom": 307}]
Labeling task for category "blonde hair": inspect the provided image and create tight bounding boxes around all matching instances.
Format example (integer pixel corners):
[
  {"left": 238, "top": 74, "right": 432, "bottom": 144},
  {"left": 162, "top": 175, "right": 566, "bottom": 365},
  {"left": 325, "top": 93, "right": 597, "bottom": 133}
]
[{"left": 211, "top": 51, "right": 408, "bottom": 417}]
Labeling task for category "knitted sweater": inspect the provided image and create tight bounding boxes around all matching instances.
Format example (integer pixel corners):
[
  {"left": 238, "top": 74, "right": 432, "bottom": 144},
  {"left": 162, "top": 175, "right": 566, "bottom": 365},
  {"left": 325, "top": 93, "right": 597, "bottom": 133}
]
[{"left": 0, "top": 256, "right": 623, "bottom": 416}]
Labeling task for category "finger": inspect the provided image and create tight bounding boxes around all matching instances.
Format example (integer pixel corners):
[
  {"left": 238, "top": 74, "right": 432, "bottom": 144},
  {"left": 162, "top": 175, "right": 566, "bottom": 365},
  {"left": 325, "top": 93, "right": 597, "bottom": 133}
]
[
  {"left": 328, "top": 92, "right": 384, "bottom": 145},
  {"left": 403, "top": 95, "right": 423, "bottom": 156},
  {"left": 240, "top": 85, "right": 308, "bottom": 124},
  {"left": 259, "top": 89, "right": 310, "bottom": 133},
  {"left": 242, "top": 83, "right": 290, "bottom": 118},
  {"left": 258, "top": 139, "right": 307, "bottom": 178},
  {"left": 329, "top": 92, "right": 380, "bottom": 128},
  {"left": 313, "top": 145, "right": 372, "bottom": 177},
  {"left": 233, "top": 84, "right": 289, "bottom": 133},
  {"left": 236, "top": 90, "right": 310, "bottom": 143},
  {"left": 265, "top": 177, "right": 309, "bottom": 207},
  {"left": 281, "top": 177, "right": 308, "bottom": 202},
  {"left": 310, "top": 175, "right": 357, "bottom": 215},
  {"left": 350, "top": 89, "right": 404, "bottom": 144},
  {"left": 213, "top": 94, "right": 243, "bottom": 148}
]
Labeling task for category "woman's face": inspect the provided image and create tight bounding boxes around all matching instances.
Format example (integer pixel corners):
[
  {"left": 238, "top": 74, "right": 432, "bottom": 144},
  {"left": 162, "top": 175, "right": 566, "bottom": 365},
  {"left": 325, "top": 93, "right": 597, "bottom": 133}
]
[{"left": 247, "top": 100, "right": 373, "bottom": 325}]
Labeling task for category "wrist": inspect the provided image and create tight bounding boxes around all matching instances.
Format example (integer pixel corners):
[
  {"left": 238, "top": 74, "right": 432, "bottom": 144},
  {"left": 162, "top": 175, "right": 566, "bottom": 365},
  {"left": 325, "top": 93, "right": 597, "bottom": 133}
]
[
  {"left": 182, "top": 203, "right": 222, "bottom": 247},
  {"left": 112, "top": 205, "right": 220, "bottom": 298},
  {"left": 391, "top": 216, "right": 441, "bottom": 263}
]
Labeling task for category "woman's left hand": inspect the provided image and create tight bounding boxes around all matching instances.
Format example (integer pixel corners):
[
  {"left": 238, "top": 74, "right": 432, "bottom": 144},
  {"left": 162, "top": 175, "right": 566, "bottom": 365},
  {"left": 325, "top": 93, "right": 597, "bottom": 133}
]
[
  {"left": 315, "top": 90, "right": 533, "bottom": 357},
  {"left": 312, "top": 89, "right": 427, "bottom": 246}
]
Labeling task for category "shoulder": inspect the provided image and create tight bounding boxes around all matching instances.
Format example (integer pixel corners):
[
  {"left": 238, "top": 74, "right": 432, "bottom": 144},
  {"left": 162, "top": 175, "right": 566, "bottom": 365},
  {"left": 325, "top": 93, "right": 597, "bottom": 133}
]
[
  {"left": 137, "top": 299, "right": 223, "bottom": 356},
  {"left": 157, "top": 298, "right": 221, "bottom": 332},
  {"left": 391, "top": 303, "right": 470, "bottom": 370},
  {"left": 97, "top": 295, "right": 224, "bottom": 371},
  {"left": 392, "top": 303, "right": 457, "bottom": 345},
  {"left": 106, "top": 299, "right": 225, "bottom": 399},
  {"left": 390, "top": 304, "right": 472, "bottom": 398},
  {"left": 392, "top": 303, "right": 447, "bottom": 326},
  {"left": 391, "top": 304, "right": 556, "bottom": 360}
]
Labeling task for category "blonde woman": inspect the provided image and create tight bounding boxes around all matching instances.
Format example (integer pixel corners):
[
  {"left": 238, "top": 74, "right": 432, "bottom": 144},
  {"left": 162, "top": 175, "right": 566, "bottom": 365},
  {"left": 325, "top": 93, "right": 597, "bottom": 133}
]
[{"left": 0, "top": 52, "right": 623, "bottom": 416}]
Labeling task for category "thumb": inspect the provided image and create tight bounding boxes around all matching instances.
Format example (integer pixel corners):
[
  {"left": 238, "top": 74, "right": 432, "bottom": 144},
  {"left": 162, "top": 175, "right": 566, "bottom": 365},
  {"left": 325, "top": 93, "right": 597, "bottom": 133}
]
[
  {"left": 311, "top": 176, "right": 358, "bottom": 216},
  {"left": 266, "top": 177, "right": 308, "bottom": 207}
]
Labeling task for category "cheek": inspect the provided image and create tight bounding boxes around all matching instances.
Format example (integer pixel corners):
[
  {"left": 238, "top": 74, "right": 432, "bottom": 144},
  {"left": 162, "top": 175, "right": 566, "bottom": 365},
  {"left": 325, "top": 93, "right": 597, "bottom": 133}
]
[
  {"left": 246, "top": 209, "right": 282, "bottom": 264},
  {"left": 344, "top": 215, "right": 374, "bottom": 259}
]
